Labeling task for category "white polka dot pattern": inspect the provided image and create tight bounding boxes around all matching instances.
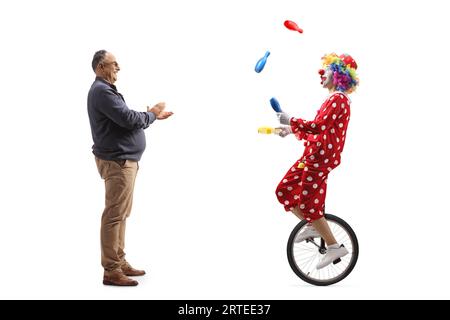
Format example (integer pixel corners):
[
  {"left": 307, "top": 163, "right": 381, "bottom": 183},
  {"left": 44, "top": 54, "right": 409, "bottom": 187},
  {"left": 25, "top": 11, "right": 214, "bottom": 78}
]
[{"left": 275, "top": 92, "right": 351, "bottom": 223}]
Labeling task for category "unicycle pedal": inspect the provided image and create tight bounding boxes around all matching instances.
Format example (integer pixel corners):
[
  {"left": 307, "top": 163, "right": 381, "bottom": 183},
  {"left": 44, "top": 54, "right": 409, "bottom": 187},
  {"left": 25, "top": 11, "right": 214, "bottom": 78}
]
[{"left": 333, "top": 244, "right": 346, "bottom": 264}]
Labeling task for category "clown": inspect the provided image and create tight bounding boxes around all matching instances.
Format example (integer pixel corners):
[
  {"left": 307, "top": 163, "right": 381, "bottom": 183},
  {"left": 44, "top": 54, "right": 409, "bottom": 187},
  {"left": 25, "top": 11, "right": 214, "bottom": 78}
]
[{"left": 275, "top": 53, "right": 359, "bottom": 270}]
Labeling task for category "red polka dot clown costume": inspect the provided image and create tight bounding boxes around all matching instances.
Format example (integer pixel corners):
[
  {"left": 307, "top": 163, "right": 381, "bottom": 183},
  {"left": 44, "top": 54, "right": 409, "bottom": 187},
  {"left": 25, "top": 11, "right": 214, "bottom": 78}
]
[{"left": 275, "top": 53, "right": 359, "bottom": 223}]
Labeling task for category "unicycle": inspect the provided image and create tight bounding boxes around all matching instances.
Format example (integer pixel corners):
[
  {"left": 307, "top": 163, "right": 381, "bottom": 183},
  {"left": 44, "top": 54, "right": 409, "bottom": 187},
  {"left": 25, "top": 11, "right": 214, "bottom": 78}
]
[{"left": 287, "top": 213, "right": 359, "bottom": 286}]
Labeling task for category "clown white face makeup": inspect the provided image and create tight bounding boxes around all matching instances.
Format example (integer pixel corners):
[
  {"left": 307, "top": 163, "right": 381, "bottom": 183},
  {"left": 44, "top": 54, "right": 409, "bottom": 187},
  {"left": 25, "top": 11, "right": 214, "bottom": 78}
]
[{"left": 321, "top": 68, "right": 334, "bottom": 89}]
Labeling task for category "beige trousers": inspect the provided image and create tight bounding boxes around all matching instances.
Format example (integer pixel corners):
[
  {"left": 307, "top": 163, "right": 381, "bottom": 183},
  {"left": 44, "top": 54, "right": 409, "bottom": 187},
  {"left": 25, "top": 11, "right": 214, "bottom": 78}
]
[{"left": 95, "top": 157, "right": 138, "bottom": 271}]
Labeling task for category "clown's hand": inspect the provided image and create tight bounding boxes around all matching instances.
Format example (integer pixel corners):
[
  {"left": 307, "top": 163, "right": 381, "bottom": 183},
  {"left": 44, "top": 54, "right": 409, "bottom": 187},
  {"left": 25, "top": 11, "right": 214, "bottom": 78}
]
[
  {"left": 277, "top": 112, "right": 292, "bottom": 125},
  {"left": 276, "top": 126, "right": 292, "bottom": 138}
]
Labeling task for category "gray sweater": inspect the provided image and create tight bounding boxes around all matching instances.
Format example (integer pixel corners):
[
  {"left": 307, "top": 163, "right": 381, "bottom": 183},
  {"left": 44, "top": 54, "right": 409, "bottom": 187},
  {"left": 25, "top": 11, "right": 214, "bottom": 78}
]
[{"left": 87, "top": 77, "right": 156, "bottom": 161}]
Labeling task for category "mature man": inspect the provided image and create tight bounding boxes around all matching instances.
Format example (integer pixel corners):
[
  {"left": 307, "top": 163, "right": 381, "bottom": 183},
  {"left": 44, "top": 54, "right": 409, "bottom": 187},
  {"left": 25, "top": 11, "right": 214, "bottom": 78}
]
[{"left": 87, "top": 50, "right": 173, "bottom": 286}]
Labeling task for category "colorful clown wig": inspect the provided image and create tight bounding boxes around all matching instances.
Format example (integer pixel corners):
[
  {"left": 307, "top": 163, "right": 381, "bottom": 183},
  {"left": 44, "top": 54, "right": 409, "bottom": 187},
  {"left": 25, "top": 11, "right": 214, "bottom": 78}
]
[{"left": 321, "top": 53, "right": 359, "bottom": 94}]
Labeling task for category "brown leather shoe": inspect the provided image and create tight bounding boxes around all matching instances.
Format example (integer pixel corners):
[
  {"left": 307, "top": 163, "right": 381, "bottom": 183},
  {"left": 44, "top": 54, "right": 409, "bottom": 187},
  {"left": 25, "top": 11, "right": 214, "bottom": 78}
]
[
  {"left": 121, "top": 262, "right": 146, "bottom": 277},
  {"left": 103, "top": 268, "right": 138, "bottom": 286}
]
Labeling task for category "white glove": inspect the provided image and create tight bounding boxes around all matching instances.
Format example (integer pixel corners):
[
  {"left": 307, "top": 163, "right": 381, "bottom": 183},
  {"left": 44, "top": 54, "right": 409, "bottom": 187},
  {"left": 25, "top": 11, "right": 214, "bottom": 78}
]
[
  {"left": 277, "top": 112, "right": 292, "bottom": 125},
  {"left": 276, "top": 126, "right": 292, "bottom": 138}
]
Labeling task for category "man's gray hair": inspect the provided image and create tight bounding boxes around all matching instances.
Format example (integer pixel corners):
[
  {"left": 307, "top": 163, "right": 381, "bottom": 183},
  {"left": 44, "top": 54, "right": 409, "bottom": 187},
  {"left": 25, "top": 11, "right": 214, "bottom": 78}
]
[{"left": 92, "top": 50, "right": 108, "bottom": 71}]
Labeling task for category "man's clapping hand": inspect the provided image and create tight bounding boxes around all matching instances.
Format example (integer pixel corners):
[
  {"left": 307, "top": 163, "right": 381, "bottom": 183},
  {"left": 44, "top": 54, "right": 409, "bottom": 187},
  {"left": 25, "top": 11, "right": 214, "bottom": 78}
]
[{"left": 147, "top": 102, "right": 174, "bottom": 120}]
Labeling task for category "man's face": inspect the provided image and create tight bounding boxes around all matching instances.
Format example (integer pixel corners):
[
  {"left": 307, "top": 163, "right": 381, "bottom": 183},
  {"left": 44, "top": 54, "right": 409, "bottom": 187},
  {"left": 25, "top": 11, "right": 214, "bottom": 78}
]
[
  {"left": 320, "top": 68, "right": 333, "bottom": 89},
  {"left": 100, "top": 53, "right": 120, "bottom": 84}
]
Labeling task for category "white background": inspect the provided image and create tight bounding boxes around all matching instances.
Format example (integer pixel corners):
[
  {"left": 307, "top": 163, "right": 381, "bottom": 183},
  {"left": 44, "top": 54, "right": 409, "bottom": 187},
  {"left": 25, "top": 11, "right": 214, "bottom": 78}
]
[{"left": 0, "top": 0, "right": 449, "bottom": 299}]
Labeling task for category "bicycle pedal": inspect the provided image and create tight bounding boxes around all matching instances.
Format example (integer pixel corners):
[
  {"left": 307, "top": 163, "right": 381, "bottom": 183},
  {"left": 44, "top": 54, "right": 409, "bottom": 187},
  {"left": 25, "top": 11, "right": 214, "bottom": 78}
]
[{"left": 333, "top": 258, "right": 341, "bottom": 265}]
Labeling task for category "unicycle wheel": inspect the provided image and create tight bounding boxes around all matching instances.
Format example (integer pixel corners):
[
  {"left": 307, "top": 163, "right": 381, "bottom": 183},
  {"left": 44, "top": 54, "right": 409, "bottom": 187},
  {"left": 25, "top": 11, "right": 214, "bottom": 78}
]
[{"left": 287, "top": 214, "right": 359, "bottom": 286}]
